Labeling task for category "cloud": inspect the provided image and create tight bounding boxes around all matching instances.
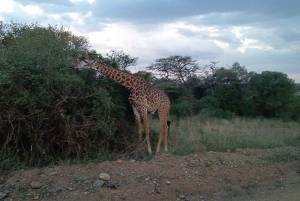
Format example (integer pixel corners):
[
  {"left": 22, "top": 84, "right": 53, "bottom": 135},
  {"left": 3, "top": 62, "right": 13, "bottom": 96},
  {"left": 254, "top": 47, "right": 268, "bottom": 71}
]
[
  {"left": 1, "top": 0, "right": 300, "bottom": 82},
  {"left": 274, "top": 28, "right": 300, "bottom": 43},
  {"left": 13, "top": 0, "right": 72, "bottom": 6}
]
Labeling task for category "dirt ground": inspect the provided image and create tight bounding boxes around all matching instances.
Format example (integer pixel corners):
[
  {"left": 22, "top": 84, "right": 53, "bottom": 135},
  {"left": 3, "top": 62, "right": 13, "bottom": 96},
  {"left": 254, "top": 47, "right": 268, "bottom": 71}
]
[{"left": 1, "top": 147, "right": 300, "bottom": 201}]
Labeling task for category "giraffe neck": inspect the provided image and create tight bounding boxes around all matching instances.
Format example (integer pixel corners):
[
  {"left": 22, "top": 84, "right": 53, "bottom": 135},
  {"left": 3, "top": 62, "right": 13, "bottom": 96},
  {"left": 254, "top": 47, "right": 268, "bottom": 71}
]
[{"left": 95, "top": 61, "right": 139, "bottom": 91}]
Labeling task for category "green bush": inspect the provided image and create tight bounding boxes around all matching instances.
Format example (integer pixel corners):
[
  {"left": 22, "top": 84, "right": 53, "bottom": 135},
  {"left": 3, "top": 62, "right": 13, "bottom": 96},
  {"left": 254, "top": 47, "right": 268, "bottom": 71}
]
[
  {"left": 170, "top": 101, "right": 193, "bottom": 118},
  {"left": 281, "top": 95, "right": 300, "bottom": 121},
  {"left": 0, "top": 21, "right": 135, "bottom": 168},
  {"left": 200, "top": 108, "right": 236, "bottom": 119}
]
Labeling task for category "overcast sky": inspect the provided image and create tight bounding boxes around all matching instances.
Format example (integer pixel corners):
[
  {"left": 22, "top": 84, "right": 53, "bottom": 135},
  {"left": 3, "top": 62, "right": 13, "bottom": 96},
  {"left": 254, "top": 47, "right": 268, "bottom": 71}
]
[{"left": 1, "top": 0, "right": 300, "bottom": 82}]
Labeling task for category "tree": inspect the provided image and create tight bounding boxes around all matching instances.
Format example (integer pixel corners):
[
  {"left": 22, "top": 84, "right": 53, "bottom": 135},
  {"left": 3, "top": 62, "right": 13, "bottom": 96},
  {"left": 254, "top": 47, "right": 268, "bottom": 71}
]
[
  {"left": 248, "top": 71, "right": 295, "bottom": 117},
  {"left": 186, "top": 61, "right": 222, "bottom": 99},
  {"left": 211, "top": 67, "right": 244, "bottom": 114},
  {"left": 147, "top": 55, "right": 199, "bottom": 86},
  {"left": 283, "top": 95, "right": 300, "bottom": 121},
  {"left": 134, "top": 71, "right": 156, "bottom": 84},
  {"left": 105, "top": 50, "right": 138, "bottom": 70},
  {"left": 0, "top": 21, "right": 89, "bottom": 69},
  {"left": 0, "top": 21, "right": 134, "bottom": 167},
  {"left": 230, "top": 62, "right": 253, "bottom": 84}
]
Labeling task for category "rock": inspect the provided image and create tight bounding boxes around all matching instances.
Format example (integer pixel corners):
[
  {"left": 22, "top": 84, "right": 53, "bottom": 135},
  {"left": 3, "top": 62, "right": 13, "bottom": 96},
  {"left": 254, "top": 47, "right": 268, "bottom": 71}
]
[
  {"left": 116, "top": 159, "right": 123, "bottom": 164},
  {"left": 107, "top": 181, "right": 117, "bottom": 189},
  {"left": 205, "top": 161, "right": 213, "bottom": 167},
  {"left": 49, "top": 171, "right": 58, "bottom": 176},
  {"left": 30, "top": 181, "right": 42, "bottom": 189},
  {"left": 33, "top": 195, "right": 39, "bottom": 200},
  {"left": 235, "top": 149, "right": 247, "bottom": 155},
  {"left": 165, "top": 180, "right": 171, "bottom": 185},
  {"left": 154, "top": 184, "right": 160, "bottom": 194},
  {"left": 93, "top": 180, "right": 105, "bottom": 187},
  {"left": 0, "top": 191, "right": 8, "bottom": 199},
  {"left": 99, "top": 173, "right": 110, "bottom": 181}
]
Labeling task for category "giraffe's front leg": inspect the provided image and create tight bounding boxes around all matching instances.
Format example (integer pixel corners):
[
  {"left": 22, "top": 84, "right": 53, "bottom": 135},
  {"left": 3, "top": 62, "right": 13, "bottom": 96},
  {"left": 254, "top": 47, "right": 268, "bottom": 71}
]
[
  {"left": 132, "top": 106, "right": 142, "bottom": 141},
  {"left": 140, "top": 110, "right": 152, "bottom": 154},
  {"left": 133, "top": 106, "right": 152, "bottom": 154}
]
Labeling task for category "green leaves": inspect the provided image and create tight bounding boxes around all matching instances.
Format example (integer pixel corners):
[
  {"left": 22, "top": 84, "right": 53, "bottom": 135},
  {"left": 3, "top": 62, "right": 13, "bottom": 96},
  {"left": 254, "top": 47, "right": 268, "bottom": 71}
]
[
  {"left": 248, "top": 71, "right": 295, "bottom": 117},
  {"left": 148, "top": 55, "right": 199, "bottom": 86},
  {"left": 0, "top": 21, "right": 134, "bottom": 167}
]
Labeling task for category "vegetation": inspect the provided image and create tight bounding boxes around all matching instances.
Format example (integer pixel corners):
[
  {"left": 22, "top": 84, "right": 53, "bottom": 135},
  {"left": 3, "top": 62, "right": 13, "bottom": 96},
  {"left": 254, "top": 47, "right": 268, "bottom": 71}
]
[
  {"left": 0, "top": 22, "right": 136, "bottom": 169},
  {"left": 149, "top": 115, "right": 300, "bottom": 154},
  {"left": 0, "top": 21, "right": 299, "bottom": 170}
]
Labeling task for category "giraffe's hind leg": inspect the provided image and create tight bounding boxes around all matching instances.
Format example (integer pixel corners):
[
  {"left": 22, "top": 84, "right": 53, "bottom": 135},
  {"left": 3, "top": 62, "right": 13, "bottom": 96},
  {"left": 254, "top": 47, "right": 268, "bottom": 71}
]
[
  {"left": 140, "top": 108, "right": 152, "bottom": 154},
  {"left": 156, "top": 109, "right": 169, "bottom": 153}
]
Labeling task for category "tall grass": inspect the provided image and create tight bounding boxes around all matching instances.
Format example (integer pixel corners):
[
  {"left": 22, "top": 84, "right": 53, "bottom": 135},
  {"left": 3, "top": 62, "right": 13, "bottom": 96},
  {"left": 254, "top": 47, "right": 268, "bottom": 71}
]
[{"left": 149, "top": 115, "right": 300, "bottom": 155}]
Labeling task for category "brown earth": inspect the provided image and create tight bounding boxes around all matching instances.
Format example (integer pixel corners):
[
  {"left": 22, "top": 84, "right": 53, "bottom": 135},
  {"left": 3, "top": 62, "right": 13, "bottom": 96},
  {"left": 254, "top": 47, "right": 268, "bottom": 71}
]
[{"left": 1, "top": 147, "right": 300, "bottom": 201}]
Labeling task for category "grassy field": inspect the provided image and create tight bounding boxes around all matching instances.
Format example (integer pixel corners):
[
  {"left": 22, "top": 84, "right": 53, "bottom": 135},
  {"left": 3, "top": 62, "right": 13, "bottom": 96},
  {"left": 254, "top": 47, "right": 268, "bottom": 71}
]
[{"left": 149, "top": 115, "right": 300, "bottom": 155}]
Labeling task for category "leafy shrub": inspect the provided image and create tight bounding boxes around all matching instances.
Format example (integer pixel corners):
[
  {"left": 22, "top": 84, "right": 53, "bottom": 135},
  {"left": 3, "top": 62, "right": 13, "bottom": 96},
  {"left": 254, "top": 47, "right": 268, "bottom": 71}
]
[
  {"left": 170, "top": 101, "right": 193, "bottom": 118},
  {"left": 0, "top": 22, "right": 135, "bottom": 168},
  {"left": 200, "top": 108, "right": 236, "bottom": 119},
  {"left": 281, "top": 95, "right": 300, "bottom": 121}
]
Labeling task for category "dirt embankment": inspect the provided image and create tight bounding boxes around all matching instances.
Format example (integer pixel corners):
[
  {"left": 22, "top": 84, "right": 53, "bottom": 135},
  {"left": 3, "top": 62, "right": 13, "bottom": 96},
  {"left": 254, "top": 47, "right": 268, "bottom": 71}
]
[{"left": 1, "top": 147, "right": 300, "bottom": 201}]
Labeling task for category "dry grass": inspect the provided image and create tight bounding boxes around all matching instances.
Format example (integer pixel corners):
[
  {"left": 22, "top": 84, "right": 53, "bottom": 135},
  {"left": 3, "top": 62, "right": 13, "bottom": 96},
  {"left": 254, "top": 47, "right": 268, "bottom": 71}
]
[{"left": 149, "top": 115, "right": 300, "bottom": 154}]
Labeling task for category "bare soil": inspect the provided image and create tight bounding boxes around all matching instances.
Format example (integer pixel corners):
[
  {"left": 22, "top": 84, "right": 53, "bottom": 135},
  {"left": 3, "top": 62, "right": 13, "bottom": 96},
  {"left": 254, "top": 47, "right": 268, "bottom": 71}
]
[{"left": 1, "top": 147, "right": 300, "bottom": 201}]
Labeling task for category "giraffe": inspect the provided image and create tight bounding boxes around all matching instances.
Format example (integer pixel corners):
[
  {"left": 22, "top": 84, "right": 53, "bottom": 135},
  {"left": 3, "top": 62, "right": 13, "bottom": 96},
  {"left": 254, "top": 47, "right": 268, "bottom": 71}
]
[{"left": 70, "top": 54, "right": 170, "bottom": 154}]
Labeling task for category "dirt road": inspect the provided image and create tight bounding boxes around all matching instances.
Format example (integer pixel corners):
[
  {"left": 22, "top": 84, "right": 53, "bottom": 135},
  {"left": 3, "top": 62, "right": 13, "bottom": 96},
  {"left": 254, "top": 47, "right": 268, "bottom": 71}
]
[{"left": 1, "top": 147, "right": 299, "bottom": 200}]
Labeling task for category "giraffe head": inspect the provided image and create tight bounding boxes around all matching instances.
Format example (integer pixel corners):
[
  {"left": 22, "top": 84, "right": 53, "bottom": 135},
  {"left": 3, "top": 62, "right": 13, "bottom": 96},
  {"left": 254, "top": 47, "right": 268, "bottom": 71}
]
[{"left": 70, "top": 54, "right": 97, "bottom": 70}]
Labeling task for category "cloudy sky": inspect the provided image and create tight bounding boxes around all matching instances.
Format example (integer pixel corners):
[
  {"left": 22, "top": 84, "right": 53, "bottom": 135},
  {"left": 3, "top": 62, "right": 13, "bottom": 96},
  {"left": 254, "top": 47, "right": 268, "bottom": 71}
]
[{"left": 1, "top": 0, "right": 300, "bottom": 82}]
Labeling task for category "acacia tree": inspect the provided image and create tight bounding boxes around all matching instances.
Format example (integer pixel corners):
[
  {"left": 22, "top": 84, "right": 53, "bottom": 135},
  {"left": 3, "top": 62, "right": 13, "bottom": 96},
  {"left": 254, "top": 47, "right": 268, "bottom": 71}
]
[
  {"left": 185, "top": 61, "right": 225, "bottom": 99},
  {"left": 105, "top": 50, "right": 138, "bottom": 70},
  {"left": 147, "top": 55, "right": 199, "bottom": 86}
]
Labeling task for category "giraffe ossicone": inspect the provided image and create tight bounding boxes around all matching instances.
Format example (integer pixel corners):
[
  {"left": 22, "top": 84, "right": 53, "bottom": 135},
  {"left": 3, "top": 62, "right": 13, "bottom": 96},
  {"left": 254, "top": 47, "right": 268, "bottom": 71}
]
[{"left": 71, "top": 55, "right": 171, "bottom": 154}]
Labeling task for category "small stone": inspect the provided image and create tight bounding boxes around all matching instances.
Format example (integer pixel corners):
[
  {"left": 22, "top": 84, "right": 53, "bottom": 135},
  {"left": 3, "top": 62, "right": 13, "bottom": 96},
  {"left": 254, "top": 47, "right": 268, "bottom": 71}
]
[
  {"left": 179, "top": 194, "right": 185, "bottom": 199},
  {"left": 33, "top": 195, "right": 39, "bottom": 200},
  {"left": 165, "top": 180, "right": 171, "bottom": 185},
  {"left": 49, "top": 172, "right": 58, "bottom": 176},
  {"left": 93, "top": 180, "right": 105, "bottom": 187},
  {"left": 99, "top": 173, "right": 110, "bottom": 181},
  {"left": 116, "top": 159, "right": 123, "bottom": 164},
  {"left": 0, "top": 192, "right": 8, "bottom": 199},
  {"left": 3, "top": 190, "right": 9, "bottom": 194},
  {"left": 205, "top": 161, "right": 213, "bottom": 167},
  {"left": 154, "top": 184, "right": 160, "bottom": 194},
  {"left": 30, "top": 181, "right": 42, "bottom": 189},
  {"left": 107, "top": 181, "right": 117, "bottom": 189}
]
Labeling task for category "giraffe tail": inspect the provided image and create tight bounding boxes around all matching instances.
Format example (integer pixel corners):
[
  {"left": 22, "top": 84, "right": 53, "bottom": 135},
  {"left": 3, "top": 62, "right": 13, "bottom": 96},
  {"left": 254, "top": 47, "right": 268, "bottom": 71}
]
[
  {"left": 167, "top": 120, "right": 171, "bottom": 135},
  {"left": 166, "top": 110, "right": 171, "bottom": 135}
]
